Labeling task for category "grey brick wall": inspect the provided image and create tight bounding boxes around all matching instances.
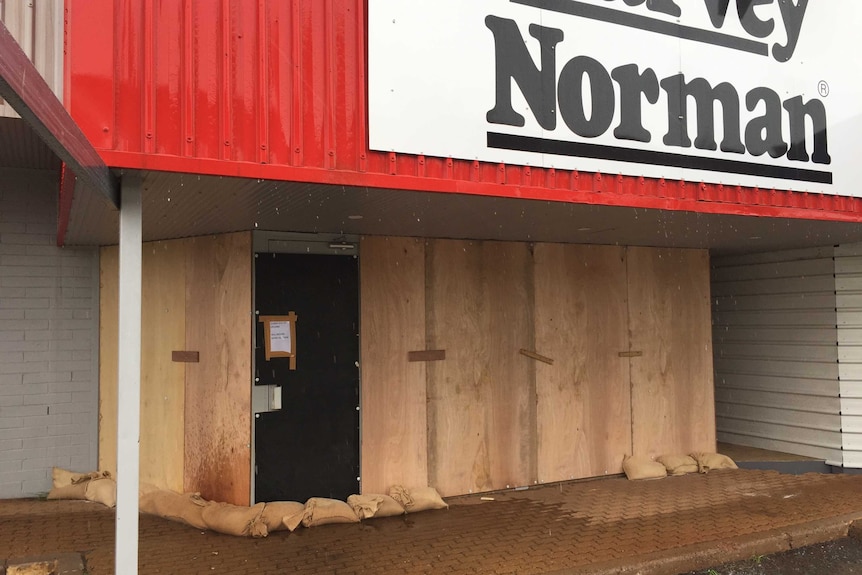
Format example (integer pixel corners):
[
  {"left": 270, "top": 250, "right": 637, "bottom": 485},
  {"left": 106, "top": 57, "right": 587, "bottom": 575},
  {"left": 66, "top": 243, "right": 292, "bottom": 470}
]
[{"left": 0, "top": 168, "right": 100, "bottom": 498}]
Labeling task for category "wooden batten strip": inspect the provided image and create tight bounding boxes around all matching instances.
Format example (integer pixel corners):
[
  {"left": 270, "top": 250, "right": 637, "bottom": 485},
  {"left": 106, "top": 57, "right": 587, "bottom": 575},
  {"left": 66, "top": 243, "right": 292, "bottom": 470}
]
[
  {"left": 618, "top": 351, "right": 643, "bottom": 358},
  {"left": 408, "top": 349, "right": 446, "bottom": 362},
  {"left": 519, "top": 349, "right": 554, "bottom": 365},
  {"left": 171, "top": 351, "right": 199, "bottom": 363}
]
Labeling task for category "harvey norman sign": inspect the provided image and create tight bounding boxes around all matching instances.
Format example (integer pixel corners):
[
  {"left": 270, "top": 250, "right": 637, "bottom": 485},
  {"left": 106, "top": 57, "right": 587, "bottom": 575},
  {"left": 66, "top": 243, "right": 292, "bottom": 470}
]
[{"left": 368, "top": 1, "right": 862, "bottom": 194}]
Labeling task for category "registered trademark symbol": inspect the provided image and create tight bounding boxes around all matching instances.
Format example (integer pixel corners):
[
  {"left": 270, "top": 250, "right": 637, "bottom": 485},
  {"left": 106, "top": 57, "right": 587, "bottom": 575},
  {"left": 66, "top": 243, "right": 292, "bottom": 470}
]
[{"left": 818, "top": 81, "right": 830, "bottom": 97}]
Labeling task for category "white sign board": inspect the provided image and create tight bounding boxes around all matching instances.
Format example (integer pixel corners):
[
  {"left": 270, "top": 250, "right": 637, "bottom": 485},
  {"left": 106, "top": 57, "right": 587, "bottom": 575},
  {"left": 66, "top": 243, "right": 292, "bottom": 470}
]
[
  {"left": 369, "top": 0, "right": 862, "bottom": 194},
  {"left": 269, "top": 321, "right": 293, "bottom": 354}
]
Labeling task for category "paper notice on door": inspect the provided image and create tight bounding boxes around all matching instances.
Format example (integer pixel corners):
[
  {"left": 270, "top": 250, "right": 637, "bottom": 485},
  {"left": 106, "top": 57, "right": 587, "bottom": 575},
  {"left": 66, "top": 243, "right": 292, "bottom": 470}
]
[
  {"left": 269, "top": 321, "right": 292, "bottom": 354},
  {"left": 259, "top": 312, "right": 298, "bottom": 368}
]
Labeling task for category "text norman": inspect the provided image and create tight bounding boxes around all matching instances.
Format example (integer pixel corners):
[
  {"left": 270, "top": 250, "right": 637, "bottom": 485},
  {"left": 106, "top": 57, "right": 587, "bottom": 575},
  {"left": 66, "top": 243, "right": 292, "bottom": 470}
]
[{"left": 486, "top": 16, "right": 830, "bottom": 166}]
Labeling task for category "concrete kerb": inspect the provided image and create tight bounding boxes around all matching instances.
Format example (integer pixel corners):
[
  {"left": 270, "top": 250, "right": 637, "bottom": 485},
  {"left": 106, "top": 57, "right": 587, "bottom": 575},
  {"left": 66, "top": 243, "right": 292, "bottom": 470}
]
[
  {"left": 543, "top": 512, "right": 862, "bottom": 575},
  {"left": 848, "top": 520, "right": 862, "bottom": 541}
]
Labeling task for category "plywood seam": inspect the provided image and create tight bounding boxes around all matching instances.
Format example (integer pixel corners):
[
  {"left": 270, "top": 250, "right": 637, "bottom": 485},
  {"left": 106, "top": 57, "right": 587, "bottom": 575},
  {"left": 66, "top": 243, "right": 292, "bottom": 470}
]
[{"left": 625, "top": 247, "right": 635, "bottom": 456}]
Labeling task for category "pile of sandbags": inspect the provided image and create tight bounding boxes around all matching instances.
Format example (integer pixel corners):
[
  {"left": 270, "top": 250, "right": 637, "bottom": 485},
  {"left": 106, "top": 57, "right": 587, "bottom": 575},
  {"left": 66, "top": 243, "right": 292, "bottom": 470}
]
[
  {"left": 275, "top": 485, "right": 448, "bottom": 532},
  {"left": 46, "top": 470, "right": 449, "bottom": 538},
  {"left": 139, "top": 487, "right": 269, "bottom": 537},
  {"left": 48, "top": 467, "right": 117, "bottom": 507},
  {"left": 622, "top": 452, "right": 738, "bottom": 480},
  {"left": 135, "top": 485, "right": 447, "bottom": 537}
]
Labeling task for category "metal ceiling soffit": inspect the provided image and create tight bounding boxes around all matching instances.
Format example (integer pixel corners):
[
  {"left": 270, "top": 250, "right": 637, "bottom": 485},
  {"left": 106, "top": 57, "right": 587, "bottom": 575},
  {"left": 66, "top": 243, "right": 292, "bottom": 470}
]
[{"left": 0, "top": 18, "right": 119, "bottom": 238}]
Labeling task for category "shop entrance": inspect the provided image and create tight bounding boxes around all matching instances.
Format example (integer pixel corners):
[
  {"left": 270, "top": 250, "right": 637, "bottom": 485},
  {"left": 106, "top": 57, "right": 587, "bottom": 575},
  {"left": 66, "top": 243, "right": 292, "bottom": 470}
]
[{"left": 253, "top": 252, "right": 359, "bottom": 503}]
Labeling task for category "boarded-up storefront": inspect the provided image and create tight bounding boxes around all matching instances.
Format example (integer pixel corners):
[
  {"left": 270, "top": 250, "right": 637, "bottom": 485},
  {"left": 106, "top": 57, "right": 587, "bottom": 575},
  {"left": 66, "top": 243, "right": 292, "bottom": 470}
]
[
  {"left": 361, "top": 238, "right": 714, "bottom": 496},
  {"left": 99, "top": 233, "right": 714, "bottom": 503}
]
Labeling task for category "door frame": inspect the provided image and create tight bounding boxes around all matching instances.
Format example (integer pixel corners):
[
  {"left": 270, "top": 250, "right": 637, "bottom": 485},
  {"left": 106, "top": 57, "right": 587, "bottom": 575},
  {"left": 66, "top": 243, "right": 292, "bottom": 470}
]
[{"left": 250, "top": 231, "right": 361, "bottom": 503}]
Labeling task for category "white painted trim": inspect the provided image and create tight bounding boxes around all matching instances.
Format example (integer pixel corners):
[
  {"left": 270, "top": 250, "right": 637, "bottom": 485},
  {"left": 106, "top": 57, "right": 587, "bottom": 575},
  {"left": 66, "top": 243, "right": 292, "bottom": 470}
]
[
  {"left": 116, "top": 174, "right": 142, "bottom": 574},
  {"left": 836, "top": 244, "right": 862, "bottom": 468},
  {"left": 89, "top": 239, "right": 100, "bottom": 472}
]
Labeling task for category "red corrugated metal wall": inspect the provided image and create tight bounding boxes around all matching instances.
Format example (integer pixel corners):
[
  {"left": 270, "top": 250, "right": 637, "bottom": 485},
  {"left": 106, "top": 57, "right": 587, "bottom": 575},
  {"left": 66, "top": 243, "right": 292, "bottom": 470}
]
[
  {"left": 67, "top": 0, "right": 367, "bottom": 168},
  {"left": 65, "top": 0, "right": 862, "bottom": 221}
]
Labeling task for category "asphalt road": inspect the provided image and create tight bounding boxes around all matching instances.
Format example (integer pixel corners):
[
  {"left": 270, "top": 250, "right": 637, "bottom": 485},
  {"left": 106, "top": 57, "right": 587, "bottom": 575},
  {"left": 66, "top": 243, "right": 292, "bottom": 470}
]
[{"left": 681, "top": 537, "right": 862, "bottom": 574}]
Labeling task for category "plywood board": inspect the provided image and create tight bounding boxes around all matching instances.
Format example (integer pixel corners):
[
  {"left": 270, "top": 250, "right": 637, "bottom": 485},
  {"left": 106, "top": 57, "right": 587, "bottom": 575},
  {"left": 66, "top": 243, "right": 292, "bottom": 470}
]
[
  {"left": 140, "top": 240, "right": 186, "bottom": 492},
  {"left": 426, "top": 240, "right": 535, "bottom": 496},
  {"left": 483, "top": 241, "right": 537, "bottom": 491},
  {"left": 98, "top": 246, "right": 118, "bottom": 476},
  {"left": 99, "top": 240, "right": 188, "bottom": 490},
  {"left": 359, "top": 236, "right": 428, "bottom": 494},
  {"left": 184, "top": 233, "right": 252, "bottom": 505},
  {"left": 628, "top": 247, "right": 715, "bottom": 459},
  {"left": 534, "top": 244, "right": 631, "bottom": 482}
]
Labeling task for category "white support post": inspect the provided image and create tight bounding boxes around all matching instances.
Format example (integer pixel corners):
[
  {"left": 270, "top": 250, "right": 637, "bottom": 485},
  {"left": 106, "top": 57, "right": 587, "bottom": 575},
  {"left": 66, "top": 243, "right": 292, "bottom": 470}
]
[{"left": 116, "top": 174, "right": 142, "bottom": 575}]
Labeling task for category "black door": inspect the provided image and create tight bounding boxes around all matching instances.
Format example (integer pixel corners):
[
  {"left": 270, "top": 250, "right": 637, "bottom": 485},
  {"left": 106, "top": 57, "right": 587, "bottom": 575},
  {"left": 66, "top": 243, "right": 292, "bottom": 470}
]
[{"left": 254, "top": 252, "right": 359, "bottom": 503}]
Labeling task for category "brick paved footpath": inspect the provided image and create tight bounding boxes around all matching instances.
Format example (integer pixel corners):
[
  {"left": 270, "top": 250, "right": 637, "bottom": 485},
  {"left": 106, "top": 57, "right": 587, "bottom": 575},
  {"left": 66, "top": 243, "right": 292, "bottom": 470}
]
[{"left": 3, "top": 469, "right": 862, "bottom": 574}]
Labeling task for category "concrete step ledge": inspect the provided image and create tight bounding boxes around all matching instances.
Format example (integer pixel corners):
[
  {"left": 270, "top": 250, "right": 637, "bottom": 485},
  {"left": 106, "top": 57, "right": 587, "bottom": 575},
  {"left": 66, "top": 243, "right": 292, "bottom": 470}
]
[
  {"left": 545, "top": 512, "right": 862, "bottom": 575},
  {"left": 736, "top": 460, "right": 832, "bottom": 475}
]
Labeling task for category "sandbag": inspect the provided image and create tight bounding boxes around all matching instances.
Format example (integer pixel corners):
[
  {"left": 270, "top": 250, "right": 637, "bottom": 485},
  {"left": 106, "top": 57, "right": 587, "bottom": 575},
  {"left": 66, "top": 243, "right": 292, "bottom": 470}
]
[
  {"left": 656, "top": 454, "right": 699, "bottom": 476},
  {"left": 51, "top": 467, "right": 110, "bottom": 489},
  {"left": 51, "top": 467, "right": 77, "bottom": 489},
  {"left": 202, "top": 502, "right": 268, "bottom": 538},
  {"left": 389, "top": 485, "right": 447, "bottom": 513},
  {"left": 690, "top": 452, "right": 738, "bottom": 473},
  {"left": 261, "top": 501, "right": 305, "bottom": 532},
  {"left": 47, "top": 482, "right": 88, "bottom": 501},
  {"left": 139, "top": 482, "right": 160, "bottom": 498},
  {"left": 284, "top": 507, "right": 306, "bottom": 532},
  {"left": 376, "top": 494, "right": 408, "bottom": 517},
  {"left": 405, "top": 487, "right": 448, "bottom": 512},
  {"left": 301, "top": 498, "right": 359, "bottom": 528},
  {"left": 73, "top": 471, "right": 111, "bottom": 483},
  {"left": 388, "top": 485, "right": 413, "bottom": 510},
  {"left": 140, "top": 490, "right": 210, "bottom": 530},
  {"left": 85, "top": 477, "right": 117, "bottom": 508},
  {"left": 346, "top": 494, "right": 381, "bottom": 520},
  {"left": 347, "top": 494, "right": 405, "bottom": 519},
  {"left": 623, "top": 455, "right": 667, "bottom": 480}
]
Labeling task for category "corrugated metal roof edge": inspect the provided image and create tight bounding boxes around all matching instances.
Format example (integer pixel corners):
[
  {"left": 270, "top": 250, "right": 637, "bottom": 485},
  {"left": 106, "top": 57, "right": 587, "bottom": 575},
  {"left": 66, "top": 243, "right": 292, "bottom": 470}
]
[{"left": 99, "top": 149, "right": 862, "bottom": 224}]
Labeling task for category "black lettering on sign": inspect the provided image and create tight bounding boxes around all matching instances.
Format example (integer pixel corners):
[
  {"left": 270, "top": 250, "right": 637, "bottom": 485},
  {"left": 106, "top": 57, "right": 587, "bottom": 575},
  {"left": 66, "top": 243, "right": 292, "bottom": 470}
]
[
  {"left": 484, "top": 13, "right": 832, "bottom": 183},
  {"left": 745, "top": 87, "right": 788, "bottom": 159},
  {"left": 660, "top": 74, "right": 745, "bottom": 154},
  {"left": 485, "top": 15, "right": 562, "bottom": 130},
  {"left": 514, "top": 0, "right": 810, "bottom": 63},
  {"left": 612, "top": 64, "right": 659, "bottom": 143},
  {"left": 558, "top": 56, "right": 615, "bottom": 137}
]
